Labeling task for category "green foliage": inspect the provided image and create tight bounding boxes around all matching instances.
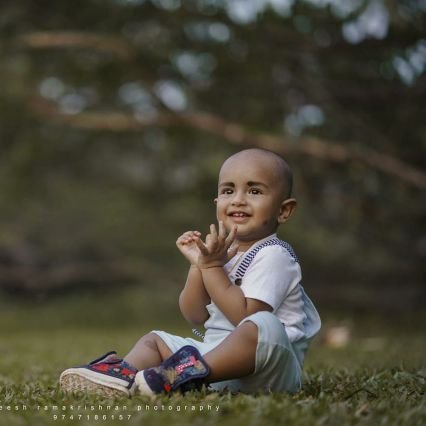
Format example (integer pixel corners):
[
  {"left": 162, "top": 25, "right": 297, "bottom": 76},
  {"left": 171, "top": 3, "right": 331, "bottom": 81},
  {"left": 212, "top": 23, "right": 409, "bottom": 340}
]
[{"left": 0, "top": 1, "right": 425, "bottom": 306}]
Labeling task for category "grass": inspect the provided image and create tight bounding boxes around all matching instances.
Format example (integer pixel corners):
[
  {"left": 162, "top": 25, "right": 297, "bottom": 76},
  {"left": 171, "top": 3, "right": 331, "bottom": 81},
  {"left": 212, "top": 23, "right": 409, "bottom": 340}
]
[{"left": 0, "top": 285, "right": 424, "bottom": 426}]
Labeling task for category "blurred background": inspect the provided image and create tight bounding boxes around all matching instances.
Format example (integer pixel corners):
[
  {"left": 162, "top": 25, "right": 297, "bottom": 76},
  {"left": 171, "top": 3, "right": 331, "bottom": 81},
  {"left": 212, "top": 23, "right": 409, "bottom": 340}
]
[{"left": 0, "top": 0, "right": 425, "bottom": 334}]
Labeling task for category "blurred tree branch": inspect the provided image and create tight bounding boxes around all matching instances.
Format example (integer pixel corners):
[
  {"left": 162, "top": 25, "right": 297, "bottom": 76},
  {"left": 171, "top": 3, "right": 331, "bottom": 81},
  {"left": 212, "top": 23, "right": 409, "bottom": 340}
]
[
  {"left": 30, "top": 96, "right": 426, "bottom": 190},
  {"left": 17, "top": 31, "right": 135, "bottom": 61},
  {"left": 0, "top": 261, "right": 138, "bottom": 294}
]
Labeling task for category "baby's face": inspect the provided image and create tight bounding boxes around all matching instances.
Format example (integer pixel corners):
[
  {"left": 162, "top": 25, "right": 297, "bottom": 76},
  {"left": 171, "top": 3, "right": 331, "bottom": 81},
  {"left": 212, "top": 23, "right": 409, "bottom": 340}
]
[{"left": 216, "top": 152, "right": 288, "bottom": 250}]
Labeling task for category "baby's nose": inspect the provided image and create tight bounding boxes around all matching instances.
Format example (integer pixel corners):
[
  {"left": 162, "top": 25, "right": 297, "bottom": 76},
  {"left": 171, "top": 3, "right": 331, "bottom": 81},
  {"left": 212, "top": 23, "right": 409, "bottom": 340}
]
[{"left": 231, "top": 192, "right": 247, "bottom": 205}]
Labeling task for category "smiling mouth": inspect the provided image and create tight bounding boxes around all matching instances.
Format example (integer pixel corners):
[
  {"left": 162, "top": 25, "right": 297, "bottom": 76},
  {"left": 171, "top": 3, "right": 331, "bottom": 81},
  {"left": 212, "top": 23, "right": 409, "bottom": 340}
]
[{"left": 229, "top": 212, "right": 250, "bottom": 218}]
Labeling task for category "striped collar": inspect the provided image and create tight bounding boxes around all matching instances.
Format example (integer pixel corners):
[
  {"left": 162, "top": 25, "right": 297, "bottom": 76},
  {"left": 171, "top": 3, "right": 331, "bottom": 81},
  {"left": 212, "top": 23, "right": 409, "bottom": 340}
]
[{"left": 233, "top": 234, "right": 298, "bottom": 279}]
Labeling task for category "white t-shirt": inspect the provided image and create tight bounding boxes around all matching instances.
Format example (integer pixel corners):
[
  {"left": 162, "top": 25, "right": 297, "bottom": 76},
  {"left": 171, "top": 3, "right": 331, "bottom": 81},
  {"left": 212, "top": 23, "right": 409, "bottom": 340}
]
[{"left": 223, "top": 234, "right": 311, "bottom": 342}]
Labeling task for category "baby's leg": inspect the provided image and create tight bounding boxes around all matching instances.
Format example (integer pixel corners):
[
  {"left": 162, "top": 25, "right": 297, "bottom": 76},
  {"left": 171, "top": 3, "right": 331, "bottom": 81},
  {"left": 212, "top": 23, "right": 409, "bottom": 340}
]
[
  {"left": 204, "top": 321, "right": 258, "bottom": 382},
  {"left": 59, "top": 332, "right": 173, "bottom": 397},
  {"left": 124, "top": 332, "right": 173, "bottom": 370},
  {"left": 134, "top": 322, "right": 258, "bottom": 395}
]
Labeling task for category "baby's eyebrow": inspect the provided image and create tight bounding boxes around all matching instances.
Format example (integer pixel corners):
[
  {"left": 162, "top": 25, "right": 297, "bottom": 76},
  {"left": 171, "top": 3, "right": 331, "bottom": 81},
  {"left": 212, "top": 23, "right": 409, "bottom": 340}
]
[
  {"left": 218, "top": 181, "right": 269, "bottom": 188},
  {"left": 247, "top": 181, "right": 268, "bottom": 188}
]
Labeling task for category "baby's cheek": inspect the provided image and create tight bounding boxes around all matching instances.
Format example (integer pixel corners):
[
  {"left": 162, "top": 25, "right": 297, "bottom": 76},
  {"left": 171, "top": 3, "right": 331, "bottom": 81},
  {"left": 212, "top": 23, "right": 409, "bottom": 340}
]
[{"left": 262, "top": 218, "right": 278, "bottom": 229}]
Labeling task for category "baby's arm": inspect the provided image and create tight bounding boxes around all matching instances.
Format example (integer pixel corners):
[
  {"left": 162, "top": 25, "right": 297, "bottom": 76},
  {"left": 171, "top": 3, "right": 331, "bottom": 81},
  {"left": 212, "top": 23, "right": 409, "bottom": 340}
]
[
  {"left": 176, "top": 231, "right": 210, "bottom": 325},
  {"left": 195, "top": 223, "right": 272, "bottom": 326}
]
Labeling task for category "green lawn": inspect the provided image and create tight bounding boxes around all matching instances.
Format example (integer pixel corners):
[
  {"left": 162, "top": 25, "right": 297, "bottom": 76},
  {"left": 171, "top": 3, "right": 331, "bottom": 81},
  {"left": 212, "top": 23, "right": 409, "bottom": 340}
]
[{"left": 0, "top": 286, "right": 424, "bottom": 426}]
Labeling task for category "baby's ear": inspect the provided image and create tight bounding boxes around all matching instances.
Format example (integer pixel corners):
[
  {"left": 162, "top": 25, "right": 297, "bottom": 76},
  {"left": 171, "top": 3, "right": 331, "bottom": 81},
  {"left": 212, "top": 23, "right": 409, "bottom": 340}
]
[
  {"left": 214, "top": 198, "right": 218, "bottom": 205},
  {"left": 278, "top": 198, "right": 297, "bottom": 224}
]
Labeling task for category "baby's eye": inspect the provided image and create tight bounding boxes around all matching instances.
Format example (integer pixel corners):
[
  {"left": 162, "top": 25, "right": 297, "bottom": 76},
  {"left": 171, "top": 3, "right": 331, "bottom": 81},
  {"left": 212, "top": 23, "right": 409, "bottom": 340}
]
[
  {"left": 221, "top": 188, "right": 234, "bottom": 195},
  {"left": 249, "top": 188, "right": 262, "bottom": 195}
]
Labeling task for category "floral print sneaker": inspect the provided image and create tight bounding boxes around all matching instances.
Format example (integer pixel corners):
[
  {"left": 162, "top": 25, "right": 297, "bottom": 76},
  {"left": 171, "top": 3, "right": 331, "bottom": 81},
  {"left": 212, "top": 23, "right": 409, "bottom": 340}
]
[
  {"left": 59, "top": 351, "right": 138, "bottom": 398},
  {"left": 135, "top": 345, "right": 210, "bottom": 396}
]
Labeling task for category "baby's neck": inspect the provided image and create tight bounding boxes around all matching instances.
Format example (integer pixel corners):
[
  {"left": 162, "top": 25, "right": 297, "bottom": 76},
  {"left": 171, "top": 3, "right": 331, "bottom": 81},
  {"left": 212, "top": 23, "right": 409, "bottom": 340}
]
[{"left": 235, "top": 233, "right": 276, "bottom": 251}]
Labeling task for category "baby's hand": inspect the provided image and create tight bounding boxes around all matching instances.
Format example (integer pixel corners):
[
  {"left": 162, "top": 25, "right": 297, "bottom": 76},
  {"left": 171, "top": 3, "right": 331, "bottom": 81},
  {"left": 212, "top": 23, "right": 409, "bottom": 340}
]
[
  {"left": 176, "top": 231, "right": 202, "bottom": 266},
  {"left": 195, "top": 222, "right": 239, "bottom": 269}
]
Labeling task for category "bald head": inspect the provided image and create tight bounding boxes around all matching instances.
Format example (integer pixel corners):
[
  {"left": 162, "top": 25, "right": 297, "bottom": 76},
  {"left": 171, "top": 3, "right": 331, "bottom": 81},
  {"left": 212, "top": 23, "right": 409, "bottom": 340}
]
[{"left": 220, "top": 148, "right": 293, "bottom": 199}]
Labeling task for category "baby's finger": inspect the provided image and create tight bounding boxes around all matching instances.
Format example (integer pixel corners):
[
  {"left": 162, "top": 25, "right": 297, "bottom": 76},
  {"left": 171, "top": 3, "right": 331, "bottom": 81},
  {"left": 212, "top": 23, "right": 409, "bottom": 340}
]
[
  {"left": 179, "top": 230, "right": 202, "bottom": 244},
  {"left": 227, "top": 243, "right": 240, "bottom": 260},
  {"left": 225, "top": 225, "right": 238, "bottom": 246},
  {"left": 218, "top": 221, "right": 226, "bottom": 240},
  {"left": 187, "top": 231, "right": 200, "bottom": 238},
  {"left": 205, "top": 233, "right": 213, "bottom": 246},
  {"left": 176, "top": 236, "right": 186, "bottom": 245},
  {"left": 209, "top": 224, "right": 218, "bottom": 239},
  {"left": 194, "top": 237, "right": 210, "bottom": 256},
  {"left": 179, "top": 236, "right": 191, "bottom": 245},
  {"left": 188, "top": 232, "right": 201, "bottom": 243},
  {"left": 177, "top": 231, "right": 194, "bottom": 241},
  {"left": 206, "top": 224, "right": 218, "bottom": 250}
]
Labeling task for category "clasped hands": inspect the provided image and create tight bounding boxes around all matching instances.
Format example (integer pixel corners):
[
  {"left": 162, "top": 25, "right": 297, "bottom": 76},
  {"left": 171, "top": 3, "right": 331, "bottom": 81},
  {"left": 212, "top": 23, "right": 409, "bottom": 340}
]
[{"left": 176, "top": 221, "right": 239, "bottom": 269}]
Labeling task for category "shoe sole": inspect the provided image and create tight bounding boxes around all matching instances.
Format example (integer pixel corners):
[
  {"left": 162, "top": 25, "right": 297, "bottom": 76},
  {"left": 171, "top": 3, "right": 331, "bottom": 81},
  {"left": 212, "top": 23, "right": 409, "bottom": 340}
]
[{"left": 60, "top": 373, "right": 130, "bottom": 398}]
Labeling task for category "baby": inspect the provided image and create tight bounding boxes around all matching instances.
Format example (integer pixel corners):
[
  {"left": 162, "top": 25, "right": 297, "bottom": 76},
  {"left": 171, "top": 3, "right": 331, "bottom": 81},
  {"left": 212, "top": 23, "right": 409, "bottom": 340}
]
[{"left": 60, "top": 148, "right": 321, "bottom": 397}]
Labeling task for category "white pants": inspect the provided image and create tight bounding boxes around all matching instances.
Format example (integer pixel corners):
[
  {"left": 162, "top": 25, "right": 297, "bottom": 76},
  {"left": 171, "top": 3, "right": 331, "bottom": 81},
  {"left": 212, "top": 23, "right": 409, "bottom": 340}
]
[{"left": 152, "top": 311, "right": 308, "bottom": 394}]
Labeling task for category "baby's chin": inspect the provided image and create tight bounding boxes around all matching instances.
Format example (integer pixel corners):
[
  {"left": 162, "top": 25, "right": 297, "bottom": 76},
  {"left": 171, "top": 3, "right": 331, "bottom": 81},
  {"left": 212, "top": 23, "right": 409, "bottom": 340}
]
[
  {"left": 235, "top": 228, "right": 276, "bottom": 242},
  {"left": 233, "top": 231, "right": 257, "bottom": 243}
]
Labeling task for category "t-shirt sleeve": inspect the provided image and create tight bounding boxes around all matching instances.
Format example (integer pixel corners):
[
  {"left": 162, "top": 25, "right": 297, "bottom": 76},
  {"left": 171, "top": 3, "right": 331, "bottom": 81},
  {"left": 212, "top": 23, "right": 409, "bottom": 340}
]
[{"left": 239, "top": 245, "right": 302, "bottom": 311}]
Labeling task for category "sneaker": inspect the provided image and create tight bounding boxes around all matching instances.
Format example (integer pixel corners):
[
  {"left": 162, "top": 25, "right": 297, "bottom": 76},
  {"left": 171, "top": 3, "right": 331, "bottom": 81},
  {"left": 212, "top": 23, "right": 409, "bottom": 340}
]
[
  {"left": 59, "top": 351, "right": 138, "bottom": 398},
  {"left": 135, "top": 345, "right": 210, "bottom": 396}
]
